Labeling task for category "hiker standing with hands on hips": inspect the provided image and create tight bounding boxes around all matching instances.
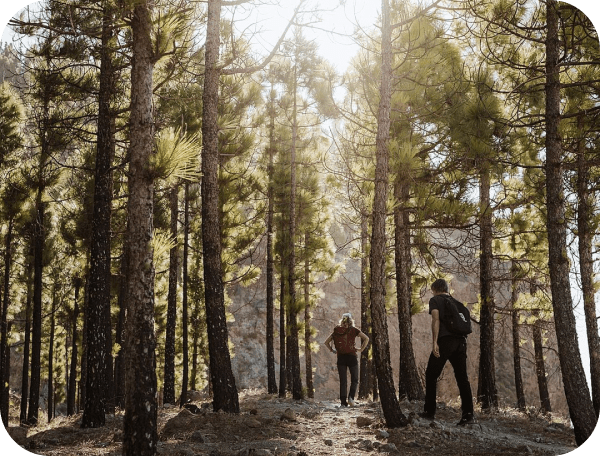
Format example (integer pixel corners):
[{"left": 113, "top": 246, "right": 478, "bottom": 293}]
[
  {"left": 324, "top": 313, "right": 369, "bottom": 407},
  {"left": 420, "top": 278, "right": 475, "bottom": 425}
]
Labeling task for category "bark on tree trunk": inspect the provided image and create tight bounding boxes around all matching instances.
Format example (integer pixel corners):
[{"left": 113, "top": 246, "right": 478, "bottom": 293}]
[
  {"left": 369, "top": 0, "right": 408, "bottom": 428},
  {"left": 393, "top": 180, "right": 423, "bottom": 401},
  {"left": 164, "top": 185, "right": 179, "bottom": 405},
  {"left": 510, "top": 266, "right": 525, "bottom": 410},
  {"left": 201, "top": 0, "right": 239, "bottom": 413},
  {"left": 576, "top": 118, "right": 600, "bottom": 418},
  {"left": 67, "top": 277, "right": 81, "bottom": 416},
  {"left": 1, "top": 323, "right": 10, "bottom": 427},
  {"left": 48, "top": 289, "right": 56, "bottom": 423},
  {"left": 82, "top": 0, "right": 116, "bottom": 427},
  {"left": 114, "top": 241, "right": 128, "bottom": 409},
  {"left": 545, "top": 1, "right": 597, "bottom": 444},
  {"left": 287, "top": 67, "right": 303, "bottom": 400},
  {"left": 122, "top": 3, "right": 158, "bottom": 454},
  {"left": 279, "top": 253, "right": 287, "bottom": 398},
  {"left": 358, "top": 213, "right": 372, "bottom": 400},
  {"left": 266, "top": 96, "right": 277, "bottom": 394},
  {"left": 478, "top": 164, "right": 497, "bottom": 410},
  {"left": 0, "top": 217, "right": 13, "bottom": 427},
  {"left": 27, "top": 197, "right": 45, "bottom": 426},
  {"left": 304, "top": 232, "right": 314, "bottom": 399},
  {"left": 532, "top": 306, "right": 551, "bottom": 413},
  {"left": 20, "top": 259, "right": 33, "bottom": 424},
  {"left": 180, "top": 182, "right": 190, "bottom": 407}
]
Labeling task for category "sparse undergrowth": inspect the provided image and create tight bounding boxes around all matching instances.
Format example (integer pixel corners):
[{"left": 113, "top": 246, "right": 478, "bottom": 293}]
[{"left": 5, "top": 389, "right": 577, "bottom": 455}]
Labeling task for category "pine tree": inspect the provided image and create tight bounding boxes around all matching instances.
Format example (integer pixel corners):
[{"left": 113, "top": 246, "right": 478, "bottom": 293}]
[
  {"left": 544, "top": 0, "right": 596, "bottom": 443},
  {"left": 370, "top": 0, "right": 408, "bottom": 428},
  {"left": 122, "top": 1, "right": 158, "bottom": 453}
]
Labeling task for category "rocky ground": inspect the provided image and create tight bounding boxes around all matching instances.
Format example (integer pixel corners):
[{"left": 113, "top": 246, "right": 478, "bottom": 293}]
[{"left": 5, "top": 389, "right": 577, "bottom": 455}]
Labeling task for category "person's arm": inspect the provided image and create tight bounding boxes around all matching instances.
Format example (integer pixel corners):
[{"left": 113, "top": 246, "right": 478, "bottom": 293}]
[
  {"left": 324, "top": 333, "right": 336, "bottom": 354},
  {"left": 431, "top": 309, "right": 440, "bottom": 358},
  {"left": 357, "top": 331, "right": 369, "bottom": 352}
]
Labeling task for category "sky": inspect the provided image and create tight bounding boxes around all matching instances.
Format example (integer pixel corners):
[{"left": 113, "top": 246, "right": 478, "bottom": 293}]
[{"left": 0, "top": 0, "right": 381, "bottom": 72}]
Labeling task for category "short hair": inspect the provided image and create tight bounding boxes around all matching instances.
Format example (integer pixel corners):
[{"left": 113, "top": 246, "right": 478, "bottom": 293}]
[
  {"left": 339, "top": 313, "right": 355, "bottom": 327},
  {"left": 431, "top": 279, "right": 449, "bottom": 293}
]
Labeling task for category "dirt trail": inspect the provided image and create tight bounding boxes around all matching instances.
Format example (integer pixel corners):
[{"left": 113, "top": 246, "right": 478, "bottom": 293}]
[{"left": 7, "top": 389, "right": 576, "bottom": 455}]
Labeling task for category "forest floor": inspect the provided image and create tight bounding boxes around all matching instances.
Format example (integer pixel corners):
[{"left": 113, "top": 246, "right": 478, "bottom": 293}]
[{"left": 6, "top": 389, "right": 578, "bottom": 455}]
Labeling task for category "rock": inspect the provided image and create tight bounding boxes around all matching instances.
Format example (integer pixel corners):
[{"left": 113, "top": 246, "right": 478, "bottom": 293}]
[
  {"left": 359, "top": 440, "right": 374, "bottom": 450},
  {"left": 324, "top": 439, "right": 334, "bottom": 446},
  {"left": 246, "top": 418, "right": 262, "bottom": 428},
  {"left": 183, "top": 403, "right": 202, "bottom": 414},
  {"left": 163, "top": 403, "right": 175, "bottom": 409},
  {"left": 6, "top": 427, "right": 28, "bottom": 446},
  {"left": 378, "top": 442, "right": 398, "bottom": 453},
  {"left": 281, "top": 408, "right": 296, "bottom": 422},
  {"left": 160, "top": 408, "right": 196, "bottom": 439},
  {"left": 356, "top": 416, "right": 373, "bottom": 427},
  {"left": 190, "top": 431, "right": 205, "bottom": 443},
  {"left": 378, "top": 429, "right": 390, "bottom": 439}
]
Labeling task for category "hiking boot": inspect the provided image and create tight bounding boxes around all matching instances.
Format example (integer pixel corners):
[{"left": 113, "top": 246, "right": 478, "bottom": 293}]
[
  {"left": 457, "top": 414, "right": 475, "bottom": 426},
  {"left": 348, "top": 397, "right": 356, "bottom": 407},
  {"left": 418, "top": 411, "right": 435, "bottom": 421}
]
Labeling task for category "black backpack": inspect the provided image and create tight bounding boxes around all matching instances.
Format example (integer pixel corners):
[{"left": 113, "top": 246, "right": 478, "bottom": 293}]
[{"left": 442, "top": 295, "right": 472, "bottom": 336}]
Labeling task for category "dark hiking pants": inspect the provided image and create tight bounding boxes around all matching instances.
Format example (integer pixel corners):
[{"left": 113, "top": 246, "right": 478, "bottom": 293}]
[
  {"left": 424, "top": 336, "right": 473, "bottom": 417},
  {"left": 337, "top": 354, "right": 359, "bottom": 405}
]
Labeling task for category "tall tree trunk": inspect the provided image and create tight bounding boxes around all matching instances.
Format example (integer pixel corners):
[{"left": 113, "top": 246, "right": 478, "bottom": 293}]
[
  {"left": 122, "top": 3, "right": 158, "bottom": 454},
  {"left": 201, "top": 0, "right": 239, "bottom": 413},
  {"left": 79, "top": 276, "right": 88, "bottom": 412},
  {"left": 478, "top": 164, "right": 497, "bottom": 409},
  {"left": 304, "top": 232, "right": 313, "bottom": 399},
  {"left": 278, "top": 255, "right": 287, "bottom": 398},
  {"left": 164, "top": 185, "right": 179, "bottom": 405},
  {"left": 532, "top": 309, "right": 552, "bottom": 413},
  {"left": 180, "top": 182, "right": 190, "bottom": 407},
  {"left": 358, "top": 213, "right": 372, "bottom": 400},
  {"left": 0, "top": 217, "right": 13, "bottom": 426},
  {"left": 369, "top": 0, "right": 408, "bottom": 428},
  {"left": 266, "top": 96, "right": 277, "bottom": 394},
  {"left": 393, "top": 180, "right": 423, "bottom": 401},
  {"left": 20, "top": 258, "right": 33, "bottom": 425},
  {"left": 510, "top": 265, "right": 525, "bottom": 410},
  {"left": 287, "top": 65, "right": 303, "bottom": 400},
  {"left": 545, "top": 0, "right": 597, "bottom": 444},
  {"left": 1, "top": 322, "right": 10, "bottom": 427},
  {"left": 576, "top": 117, "right": 600, "bottom": 418},
  {"left": 67, "top": 277, "right": 81, "bottom": 416},
  {"left": 114, "top": 238, "right": 129, "bottom": 409},
  {"left": 358, "top": 214, "right": 374, "bottom": 399},
  {"left": 27, "top": 195, "right": 45, "bottom": 426},
  {"left": 48, "top": 288, "right": 56, "bottom": 423},
  {"left": 82, "top": 0, "right": 116, "bottom": 427}
]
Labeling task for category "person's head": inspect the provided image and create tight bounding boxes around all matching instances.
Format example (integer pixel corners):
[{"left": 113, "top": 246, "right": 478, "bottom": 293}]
[
  {"left": 339, "top": 312, "right": 355, "bottom": 327},
  {"left": 431, "top": 278, "right": 449, "bottom": 295}
]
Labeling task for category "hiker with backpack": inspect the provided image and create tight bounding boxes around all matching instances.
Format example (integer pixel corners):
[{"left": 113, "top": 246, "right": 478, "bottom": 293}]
[
  {"left": 324, "top": 313, "right": 369, "bottom": 407},
  {"left": 420, "top": 278, "right": 475, "bottom": 426}
]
